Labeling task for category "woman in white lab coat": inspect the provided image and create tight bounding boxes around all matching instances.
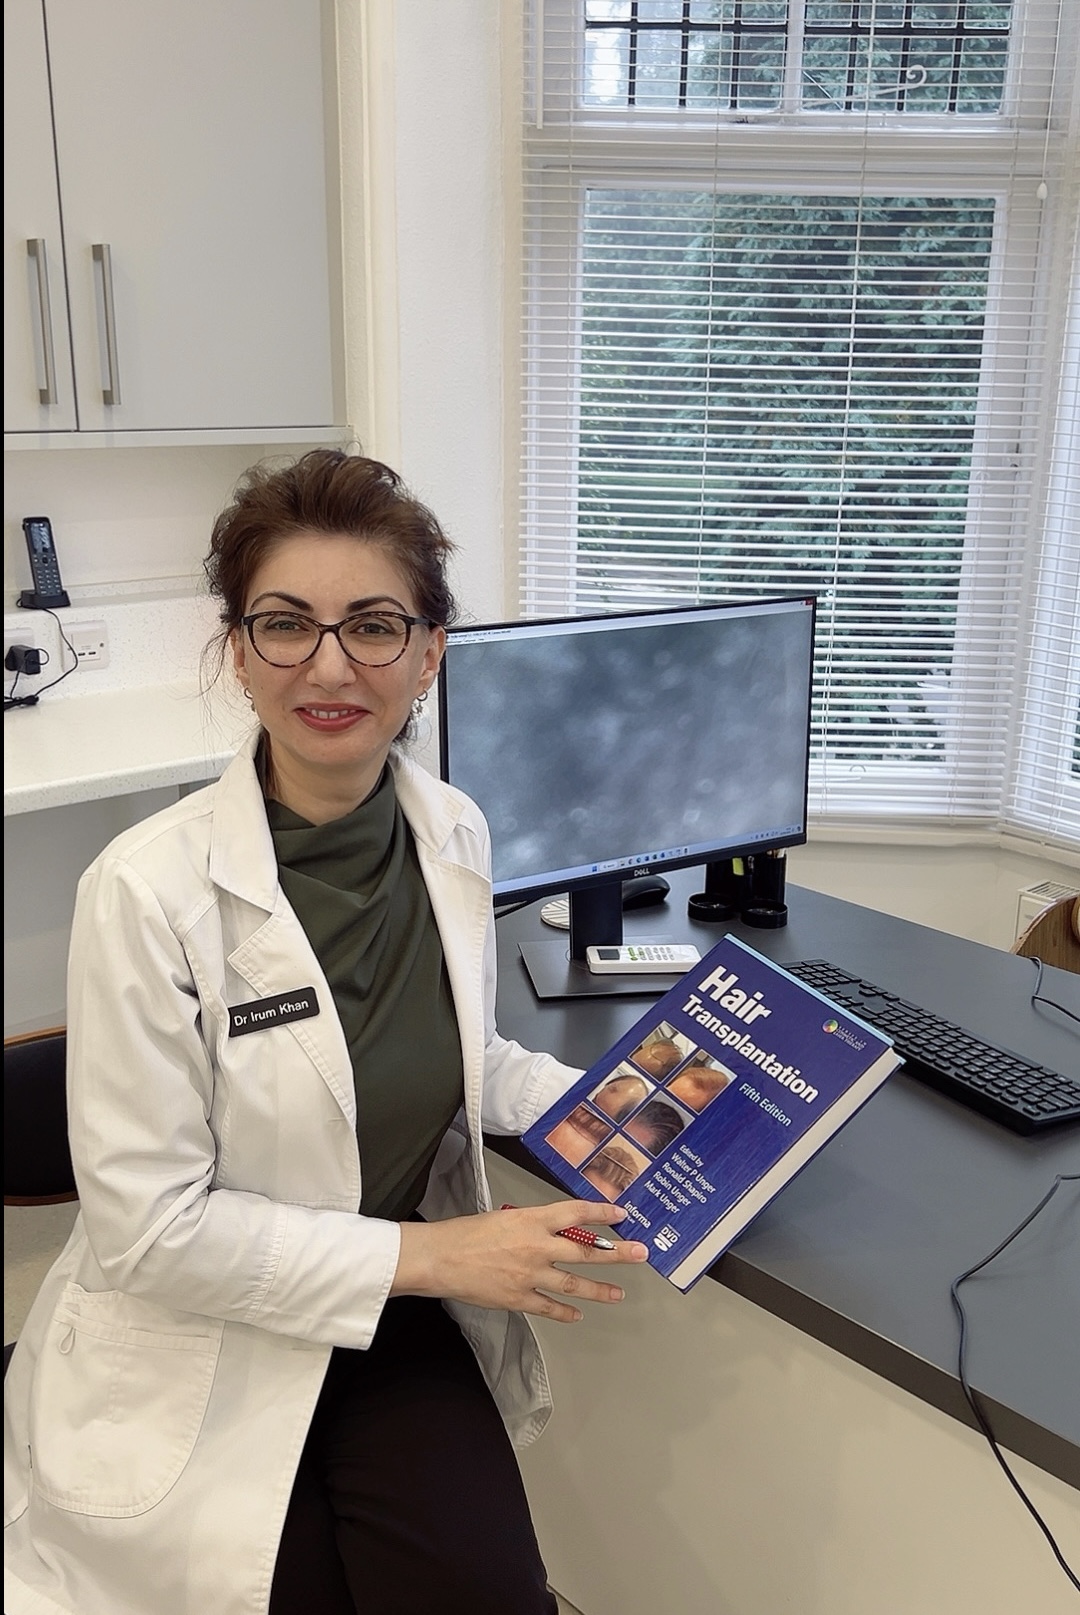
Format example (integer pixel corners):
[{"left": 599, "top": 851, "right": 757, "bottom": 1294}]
[{"left": 3, "top": 450, "right": 647, "bottom": 1615}]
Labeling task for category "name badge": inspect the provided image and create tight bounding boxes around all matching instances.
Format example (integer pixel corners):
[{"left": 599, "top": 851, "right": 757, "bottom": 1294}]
[{"left": 228, "top": 987, "right": 319, "bottom": 1037}]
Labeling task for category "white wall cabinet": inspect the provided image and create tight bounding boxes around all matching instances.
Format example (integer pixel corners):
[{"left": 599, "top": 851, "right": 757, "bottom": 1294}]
[{"left": 4, "top": 0, "right": 343, "bottom": 442}]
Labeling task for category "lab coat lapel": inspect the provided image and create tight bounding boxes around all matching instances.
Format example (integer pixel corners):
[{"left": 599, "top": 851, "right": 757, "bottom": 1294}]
[
  {"left": 226, "top": 899, "right": 357, "bottom": 1125},
  {"left": 208, "top": 733, "right": 357, "bottom": 1123},
  {"left": 204, "top": 741, "right": 495, "bottom": 1135},
  {"left": 207, "top": 729, "right": 278, "bottom": 910}
]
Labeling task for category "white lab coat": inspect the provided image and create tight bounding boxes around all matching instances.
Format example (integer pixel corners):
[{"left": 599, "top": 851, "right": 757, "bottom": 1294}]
[{"left": 3, "top": 735, "right": 579, "bottom": 1615}]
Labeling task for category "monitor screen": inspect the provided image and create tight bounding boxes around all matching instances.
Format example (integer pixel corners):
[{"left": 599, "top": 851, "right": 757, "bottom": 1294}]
[{"left": 438, "top": 595, "right": 815, "bottom": 928}]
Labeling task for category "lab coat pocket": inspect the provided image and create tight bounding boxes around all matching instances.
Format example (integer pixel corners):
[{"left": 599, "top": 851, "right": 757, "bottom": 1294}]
[{"left": 29, "top": 1284, "right": 224, "bottom": 1517}]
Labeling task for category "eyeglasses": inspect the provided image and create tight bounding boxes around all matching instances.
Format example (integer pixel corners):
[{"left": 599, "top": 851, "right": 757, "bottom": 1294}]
[{"left": 241, "top": 609, "right": 436, "bottom": 668}]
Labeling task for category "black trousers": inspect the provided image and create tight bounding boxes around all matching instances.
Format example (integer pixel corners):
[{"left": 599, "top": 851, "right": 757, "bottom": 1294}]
[{"left": 268, "top": 1295, "right": 559, "bottom": 1615}]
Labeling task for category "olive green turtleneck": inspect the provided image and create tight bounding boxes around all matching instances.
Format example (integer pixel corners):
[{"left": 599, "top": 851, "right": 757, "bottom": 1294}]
[{"left": 265, "top": 764, "right": 464, "bottom": 1221}]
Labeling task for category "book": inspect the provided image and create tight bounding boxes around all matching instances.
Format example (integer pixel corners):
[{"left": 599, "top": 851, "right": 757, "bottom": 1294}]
[{"left": 522, "top": 934, "right": 902, "bottom": 1292}]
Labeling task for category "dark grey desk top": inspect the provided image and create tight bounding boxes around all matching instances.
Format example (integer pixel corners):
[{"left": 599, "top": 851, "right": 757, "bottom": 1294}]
[{"left": 490, "top": 875, "right": 1080, "bottom": 1490}]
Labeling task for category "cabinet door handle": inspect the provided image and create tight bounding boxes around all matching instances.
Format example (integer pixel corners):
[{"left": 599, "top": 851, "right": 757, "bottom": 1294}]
[
  {"left": 92, "top": 242, "right": 122, "bottom": 406},
  {"left": 26, "top": 238, "right": 58, "bottom": 406}
]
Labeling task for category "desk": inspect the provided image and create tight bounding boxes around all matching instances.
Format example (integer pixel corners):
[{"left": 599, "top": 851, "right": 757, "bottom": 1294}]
[
  {"left": 3, "top": 681, "right": 248, "bottom": 815},
  {"left": 488, "top": 873, "right": 1080, "bottom": 1615}
]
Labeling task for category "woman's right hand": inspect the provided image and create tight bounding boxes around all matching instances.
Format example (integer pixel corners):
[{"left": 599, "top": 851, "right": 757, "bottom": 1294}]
[{"left": 391, "top": 1202, "right": 649, "bottom": 1323}]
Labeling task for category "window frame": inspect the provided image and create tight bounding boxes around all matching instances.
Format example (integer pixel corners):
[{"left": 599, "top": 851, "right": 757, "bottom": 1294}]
[
  {"left": 1005, "top": 246, "right": 1080, "bottom": 840},
  {"left": 522, "top": 0, "right": 1080, "bottom": 836},
  {"left": 538, "top": 0, "right": 1062, "bottom": 130}
]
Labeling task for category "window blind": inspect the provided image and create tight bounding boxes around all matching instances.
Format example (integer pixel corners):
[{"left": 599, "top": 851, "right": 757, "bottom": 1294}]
[{"left": 521, "top": 1, "right": 1080, "bottom": 845}]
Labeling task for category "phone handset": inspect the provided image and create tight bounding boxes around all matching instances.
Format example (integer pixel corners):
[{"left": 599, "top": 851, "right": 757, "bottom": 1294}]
[{"left": 19, "top": 516, "right": 70, "bottom": 610}]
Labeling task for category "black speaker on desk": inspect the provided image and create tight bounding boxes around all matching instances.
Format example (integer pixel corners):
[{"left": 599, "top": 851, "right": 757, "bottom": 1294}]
[
  {"left": 688, "top": 850, "right": 788, "bottom": 928},
  {"left": 742, "top": 849, "right": 788, "bottom": 929},
  {"left": 687, "top": 857, "right": 748, "bottom": 923}
]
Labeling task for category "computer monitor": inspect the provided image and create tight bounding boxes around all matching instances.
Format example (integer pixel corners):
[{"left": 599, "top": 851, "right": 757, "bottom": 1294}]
[{"left": 438, "top": 595, "right": 815, "bottom": 996}]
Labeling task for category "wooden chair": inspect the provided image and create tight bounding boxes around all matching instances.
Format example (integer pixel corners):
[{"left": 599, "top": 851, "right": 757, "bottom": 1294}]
[
  {"left": 4, "top": 1027, "right": 77, "bottom": 1373},
  {"left": 1010, "top": 893, "right": 1080, "bottom": 975}
]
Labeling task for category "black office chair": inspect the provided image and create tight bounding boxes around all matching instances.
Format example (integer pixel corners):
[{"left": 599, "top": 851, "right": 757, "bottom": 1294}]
[{"left": 4, "top": 1028, "right": 77, "bottom": 1374}]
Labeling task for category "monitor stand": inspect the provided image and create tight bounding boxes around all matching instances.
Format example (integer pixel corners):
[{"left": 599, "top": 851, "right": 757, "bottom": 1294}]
[{"left": 519, "top": 882, "right": 678, "bottom": 1000}]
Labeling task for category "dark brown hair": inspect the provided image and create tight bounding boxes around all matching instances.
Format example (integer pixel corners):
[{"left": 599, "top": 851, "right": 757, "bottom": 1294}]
[{"left": 204, "top": 448, "right": 459, "bottom": 660}]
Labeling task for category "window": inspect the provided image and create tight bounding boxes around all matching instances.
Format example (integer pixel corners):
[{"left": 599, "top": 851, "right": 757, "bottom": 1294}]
[
  {"left": 581, "top": 0, "right": 1013, "bottom": 115},
  {"left": 522, "top": 0, "right": 1080, "bottom": 846}
]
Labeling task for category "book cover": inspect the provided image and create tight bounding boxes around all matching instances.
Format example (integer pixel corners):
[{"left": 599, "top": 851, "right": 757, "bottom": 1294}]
[{"left": 522, "top": 935, "right": 902, "bottom": 1291}]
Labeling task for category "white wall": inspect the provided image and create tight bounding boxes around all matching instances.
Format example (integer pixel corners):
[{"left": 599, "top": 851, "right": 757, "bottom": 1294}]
[
  {"left": 789, "top": 836, "right": 1078, "bottom": 952},
  {"left": 335, "top": 0, "right": 518, "bottom": 626},
  {"left": 3, "top": 446, "right": 257, "bottom": 600}
]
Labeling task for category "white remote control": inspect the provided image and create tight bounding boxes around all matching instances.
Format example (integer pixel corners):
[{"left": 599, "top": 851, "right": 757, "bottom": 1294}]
[{"left": 585, "top": 944, "right": 701, "bottom": 975}]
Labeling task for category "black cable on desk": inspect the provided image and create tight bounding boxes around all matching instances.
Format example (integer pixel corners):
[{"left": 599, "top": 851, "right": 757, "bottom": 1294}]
[
  {"left": 494, "top": 899, "right": 534, "bottom": 920},
  {"left": 950, "top": 1173, "right": 1080, "bottom": 1592},
  {"left": 1028, "top": 956, "right": 1080, "bottom": 1027}
]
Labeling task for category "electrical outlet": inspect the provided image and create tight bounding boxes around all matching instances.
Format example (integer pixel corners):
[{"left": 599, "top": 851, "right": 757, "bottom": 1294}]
[{"left": 68, "top": 620, "right": 109, "bottom": 670}]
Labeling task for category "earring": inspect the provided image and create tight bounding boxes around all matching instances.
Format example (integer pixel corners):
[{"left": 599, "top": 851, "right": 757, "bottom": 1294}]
[
  {"left": 242, "top": 686, "right": 253, "bottom": 707},
  {"left": 412, "top": 690, "right": 429, "bottom": 717}
]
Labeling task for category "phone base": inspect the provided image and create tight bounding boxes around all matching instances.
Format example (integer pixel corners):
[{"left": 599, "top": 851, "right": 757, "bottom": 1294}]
[{"left": 17, "top": 588, "right": 70, "bottom": 610}]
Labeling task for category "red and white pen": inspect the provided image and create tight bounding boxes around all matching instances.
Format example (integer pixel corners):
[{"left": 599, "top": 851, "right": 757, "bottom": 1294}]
[{"left": 500, "top": 1204, "right": 617, "bottom": 1251}]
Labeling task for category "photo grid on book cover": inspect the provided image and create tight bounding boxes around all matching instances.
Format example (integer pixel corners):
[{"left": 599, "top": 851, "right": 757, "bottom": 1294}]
[{"left": 542, "top": 1020, "right": 735, "bottom": 1208}]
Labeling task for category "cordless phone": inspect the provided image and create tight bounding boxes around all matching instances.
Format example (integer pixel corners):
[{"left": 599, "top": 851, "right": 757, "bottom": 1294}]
[{"left": 19, "top": 517, "right": 70, "bottom": 609}]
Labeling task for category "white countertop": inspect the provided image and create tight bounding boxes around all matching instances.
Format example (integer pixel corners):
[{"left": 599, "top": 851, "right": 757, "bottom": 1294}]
[{"left": 4, "top": 681, "right": 251, "bottom": 815}]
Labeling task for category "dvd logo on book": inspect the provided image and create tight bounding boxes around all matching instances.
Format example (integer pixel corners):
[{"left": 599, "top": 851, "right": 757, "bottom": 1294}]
[
  {"left": 653, "top": 1226, "right": 680, "bottom": 1251},
  {"left": 823, "top": 1019, "right": 867, "bottom": 1052}
]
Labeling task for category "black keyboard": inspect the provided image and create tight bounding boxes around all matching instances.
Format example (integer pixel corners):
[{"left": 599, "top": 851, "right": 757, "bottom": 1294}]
[{"left": 783, "top": 959, "right": 1080, "bottom": 1136}]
